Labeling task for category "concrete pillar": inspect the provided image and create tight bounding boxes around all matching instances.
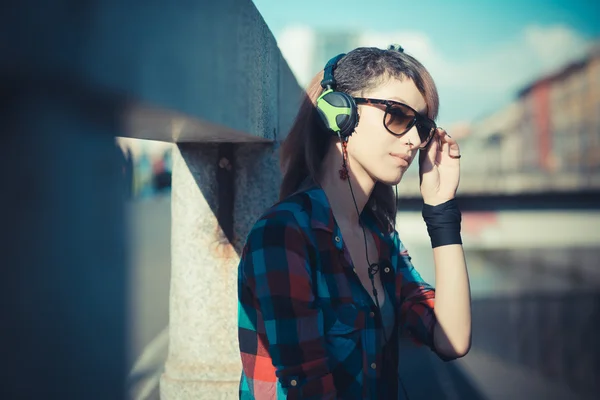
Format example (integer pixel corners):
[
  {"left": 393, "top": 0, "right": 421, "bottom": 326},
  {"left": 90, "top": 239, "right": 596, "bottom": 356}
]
[
  {"left": 0, "top": 86, "right": 128, "bottom": 399},
  {"left": 160, "top": 142, "right": 281, "bottom": 399},
  {"left": 160, "top": 143, "right": 239, "bottom": 398}
]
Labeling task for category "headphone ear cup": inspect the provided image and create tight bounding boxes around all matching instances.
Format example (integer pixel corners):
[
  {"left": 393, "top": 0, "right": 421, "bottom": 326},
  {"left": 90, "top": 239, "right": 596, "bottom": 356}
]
[{"left": 316, "top": 90, "right": 358, "bottom": 138}]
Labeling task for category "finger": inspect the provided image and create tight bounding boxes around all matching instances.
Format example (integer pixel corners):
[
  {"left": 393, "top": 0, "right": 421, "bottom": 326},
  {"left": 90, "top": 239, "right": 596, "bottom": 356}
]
[
  {"left": 435, "top": 128, "right": 444, "bottom": 153},
  {"left": 448, "top": 140, "right": 461, "bottom": 158},
  {"left": 434, "top": 128, "right": 447, "bottom": 163},
  {"left": 419, "top": 130, "right": 439, "bottom": 173},
  {"left": 439, "top": 129, "right": 461, "bottom": 159}
]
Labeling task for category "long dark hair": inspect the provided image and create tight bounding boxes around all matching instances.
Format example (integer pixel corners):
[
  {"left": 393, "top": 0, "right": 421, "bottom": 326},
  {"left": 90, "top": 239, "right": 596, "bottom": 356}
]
[{"left": 279, "top": 46, "right": 439, "bottom": 232}]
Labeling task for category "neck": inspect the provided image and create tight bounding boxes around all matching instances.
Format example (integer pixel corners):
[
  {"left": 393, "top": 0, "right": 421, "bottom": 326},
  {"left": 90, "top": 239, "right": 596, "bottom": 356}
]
[{"left": 317, "top": 140, "right": 376, "bottom": 227}]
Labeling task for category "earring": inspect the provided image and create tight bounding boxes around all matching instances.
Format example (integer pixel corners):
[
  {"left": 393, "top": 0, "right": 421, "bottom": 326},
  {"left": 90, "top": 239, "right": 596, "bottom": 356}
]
[
  {"left": 407, "top": 138, "right": 412, "bottom": 146},
  {"left": 339, "top": 140, "right": 349, "bottom": 180}
]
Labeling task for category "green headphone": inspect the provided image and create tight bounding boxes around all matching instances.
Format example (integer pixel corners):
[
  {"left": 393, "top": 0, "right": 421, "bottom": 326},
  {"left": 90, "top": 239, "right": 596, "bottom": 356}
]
[{"left": 315, "top": 53, "right": 359, "bottom": 139}]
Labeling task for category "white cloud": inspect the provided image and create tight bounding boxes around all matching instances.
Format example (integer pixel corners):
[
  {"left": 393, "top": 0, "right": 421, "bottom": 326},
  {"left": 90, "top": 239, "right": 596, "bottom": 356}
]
[
  {"left": 357, "top": 31, "right": 439, "bottom": 65},
  {"left": 360, "top": 24, "right": 590, "bottom": 90},
  {"left": 277, "top": 25, "right": 317, "bottom": 88},
  {"left": 436, "top": 24, "right": 591, "bottom": 125},
  {"left": 525, "top": 24, "right": 590, "bottom": 70},
  {"left": 448, "top": 24, "right": 589, "bottom": 90}
]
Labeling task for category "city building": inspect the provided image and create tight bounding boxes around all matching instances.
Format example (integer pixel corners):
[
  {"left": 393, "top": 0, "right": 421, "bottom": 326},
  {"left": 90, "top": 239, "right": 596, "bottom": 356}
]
[
  {"left": 464, "top": 40, "right": 600, "bottom": 182},
  {"left": 518, "top": 40, "right": 600, "bottom": 174}
]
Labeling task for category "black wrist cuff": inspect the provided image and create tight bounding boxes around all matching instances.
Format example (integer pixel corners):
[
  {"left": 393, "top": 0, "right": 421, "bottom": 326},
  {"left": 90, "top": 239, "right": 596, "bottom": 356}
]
[{"left": 422, "top": 198, "right": 462, "bottom": 248}]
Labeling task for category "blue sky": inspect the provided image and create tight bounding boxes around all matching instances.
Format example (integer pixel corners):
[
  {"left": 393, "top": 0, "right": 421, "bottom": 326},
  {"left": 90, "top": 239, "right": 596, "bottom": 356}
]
[
  {"left": 253, "top": 0, "right": 599, "bottom": 58},
  {"left": 252, "top": 0, "right": 599, "bottom": 127}
]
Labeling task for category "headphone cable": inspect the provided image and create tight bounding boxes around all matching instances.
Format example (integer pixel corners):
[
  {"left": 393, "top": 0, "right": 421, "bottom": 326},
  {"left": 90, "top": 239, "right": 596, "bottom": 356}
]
[{"left": 337, "top": 132, "right": 410, "bottom": 399}]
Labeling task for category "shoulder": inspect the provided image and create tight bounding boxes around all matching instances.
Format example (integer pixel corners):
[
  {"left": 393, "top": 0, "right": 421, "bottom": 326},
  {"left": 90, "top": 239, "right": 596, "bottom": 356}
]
[
  {"left": 259, "top": 191, "right": 313, "bottom": 228},
  {"left": 262, "top": 191, "right": 312, "bottom": 224},
  {"left": 244, "top": 191, "right": 314, "bottom": 249},
  {"left": 240, "top": 192, "right": 315, "bottom": 279}
]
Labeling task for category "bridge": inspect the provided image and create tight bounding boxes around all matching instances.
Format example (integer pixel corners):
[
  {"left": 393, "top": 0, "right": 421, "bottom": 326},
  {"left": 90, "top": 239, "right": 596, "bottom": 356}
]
[
  {"left": 400, "top": 171, "right": 600, "bottom": 197},
  {"left": 397, "top": 172, "right": 600, "bottom": 212}
]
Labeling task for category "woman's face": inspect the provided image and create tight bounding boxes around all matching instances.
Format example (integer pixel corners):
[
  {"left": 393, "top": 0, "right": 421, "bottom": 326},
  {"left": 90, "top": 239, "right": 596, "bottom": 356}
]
[{"left": 346, "top": 77, "right": 428, "bottom": 186}]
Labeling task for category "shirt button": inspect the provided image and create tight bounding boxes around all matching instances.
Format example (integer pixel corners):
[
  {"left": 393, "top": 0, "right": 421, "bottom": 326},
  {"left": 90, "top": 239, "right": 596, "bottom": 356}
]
[
  {"left": 290, "top": 379, "right": 297, "bottom": 387},
  {"left": 369, "top": 311, "right": 375, "bottom": 318},
  {"left": 371, "top": 363, "right": 377, "bottom": 370},
  {"left": 334, "top": 236, "right": 341, "bottom": 243},
  {"left": 384, "top": 267, "right": 391, "bottom": 273}
]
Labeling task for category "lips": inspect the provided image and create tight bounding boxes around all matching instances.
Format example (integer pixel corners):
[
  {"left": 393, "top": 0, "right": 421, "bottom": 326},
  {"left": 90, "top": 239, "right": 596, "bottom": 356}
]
[{"left": 390, "top": 153, "right": 411, "bottom": 164}]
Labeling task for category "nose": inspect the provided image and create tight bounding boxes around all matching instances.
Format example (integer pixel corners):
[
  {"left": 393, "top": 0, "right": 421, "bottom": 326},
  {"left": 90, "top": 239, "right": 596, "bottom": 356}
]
[{"left": 403, "top": 124, "right": 422, "bottom": 148}]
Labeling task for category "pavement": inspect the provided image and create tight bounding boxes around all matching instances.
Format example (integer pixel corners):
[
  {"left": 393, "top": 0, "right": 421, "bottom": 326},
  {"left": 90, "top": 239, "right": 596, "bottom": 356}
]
[{"left": 128, "top": 332, "right": 596, "bottom": 400}]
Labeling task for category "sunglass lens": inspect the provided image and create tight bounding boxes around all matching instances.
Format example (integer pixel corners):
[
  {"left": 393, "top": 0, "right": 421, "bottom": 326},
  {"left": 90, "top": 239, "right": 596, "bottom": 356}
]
[
  {"left": 384, "top": 104, "right": 415, "bottom": 135},
  {"left": 416, "top": 119, "right": 436, "bottom": 147}
]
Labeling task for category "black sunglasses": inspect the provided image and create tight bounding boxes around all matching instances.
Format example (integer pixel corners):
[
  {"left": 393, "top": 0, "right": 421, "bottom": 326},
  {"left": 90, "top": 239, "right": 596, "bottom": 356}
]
[{"left": 353, "top": 98, "right": 436, "bottom": 148}]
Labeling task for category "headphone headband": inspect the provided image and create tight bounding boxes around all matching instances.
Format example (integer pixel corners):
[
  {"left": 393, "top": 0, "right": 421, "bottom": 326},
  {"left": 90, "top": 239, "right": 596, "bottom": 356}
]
[{"left": 321, "top": 53, "right": 346, "bottom": 90}]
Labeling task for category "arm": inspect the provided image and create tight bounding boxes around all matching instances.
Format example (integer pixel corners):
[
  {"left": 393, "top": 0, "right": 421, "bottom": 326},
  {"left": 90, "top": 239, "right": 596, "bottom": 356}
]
[
  {"left": 417, "top": 127, "right": 472, "bottom": 359},
  {"left": 431, "top": 244, "right": 472, "bottom": 359},
  {"left": 240, "top": 214, "right": 337, "bottom": 399},
  {"left": 395, "top": 237, "right": 471, "bottom": 361},
  {"left": 395, "top": 236, "right": 437, "bottom": 351}
]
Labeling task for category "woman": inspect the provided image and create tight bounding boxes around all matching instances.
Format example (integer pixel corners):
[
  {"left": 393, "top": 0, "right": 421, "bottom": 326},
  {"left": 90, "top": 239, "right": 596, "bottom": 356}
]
[{"left": 238, "top": 45, "right": 472, "bottom": 399}]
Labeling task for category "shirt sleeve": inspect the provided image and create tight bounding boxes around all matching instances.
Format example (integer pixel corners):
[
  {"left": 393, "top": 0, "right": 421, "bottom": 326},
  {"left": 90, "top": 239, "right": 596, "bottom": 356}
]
[
  {"left": 240, "top": 213, "right": 337, "bottom": 399},
  {"left": 393, "top": 232, "right": 438, "bottom": 351}
]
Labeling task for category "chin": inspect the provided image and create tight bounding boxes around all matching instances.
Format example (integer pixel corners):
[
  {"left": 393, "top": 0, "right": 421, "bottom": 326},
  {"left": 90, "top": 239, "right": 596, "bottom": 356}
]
[{"left": 376, "top": 171, "right": 405, "bottom": 186}]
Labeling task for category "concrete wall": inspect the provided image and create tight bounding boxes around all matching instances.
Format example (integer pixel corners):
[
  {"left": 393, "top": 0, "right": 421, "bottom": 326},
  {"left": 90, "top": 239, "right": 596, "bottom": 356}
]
[
  {"left": 3, "top": 0, "right": 302, "bottom": 398},
  {"left": 0, "top": 85, "right": 129, "bottom": 400},
  {"left": 4, "top": 0, "right": 299, "bottom": 143}
]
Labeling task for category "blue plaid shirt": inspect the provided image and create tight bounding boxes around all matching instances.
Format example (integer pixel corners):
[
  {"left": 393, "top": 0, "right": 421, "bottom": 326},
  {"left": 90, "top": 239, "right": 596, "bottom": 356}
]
[{"left": 238, "top": 182, "right": 443, "bottom": 399}]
